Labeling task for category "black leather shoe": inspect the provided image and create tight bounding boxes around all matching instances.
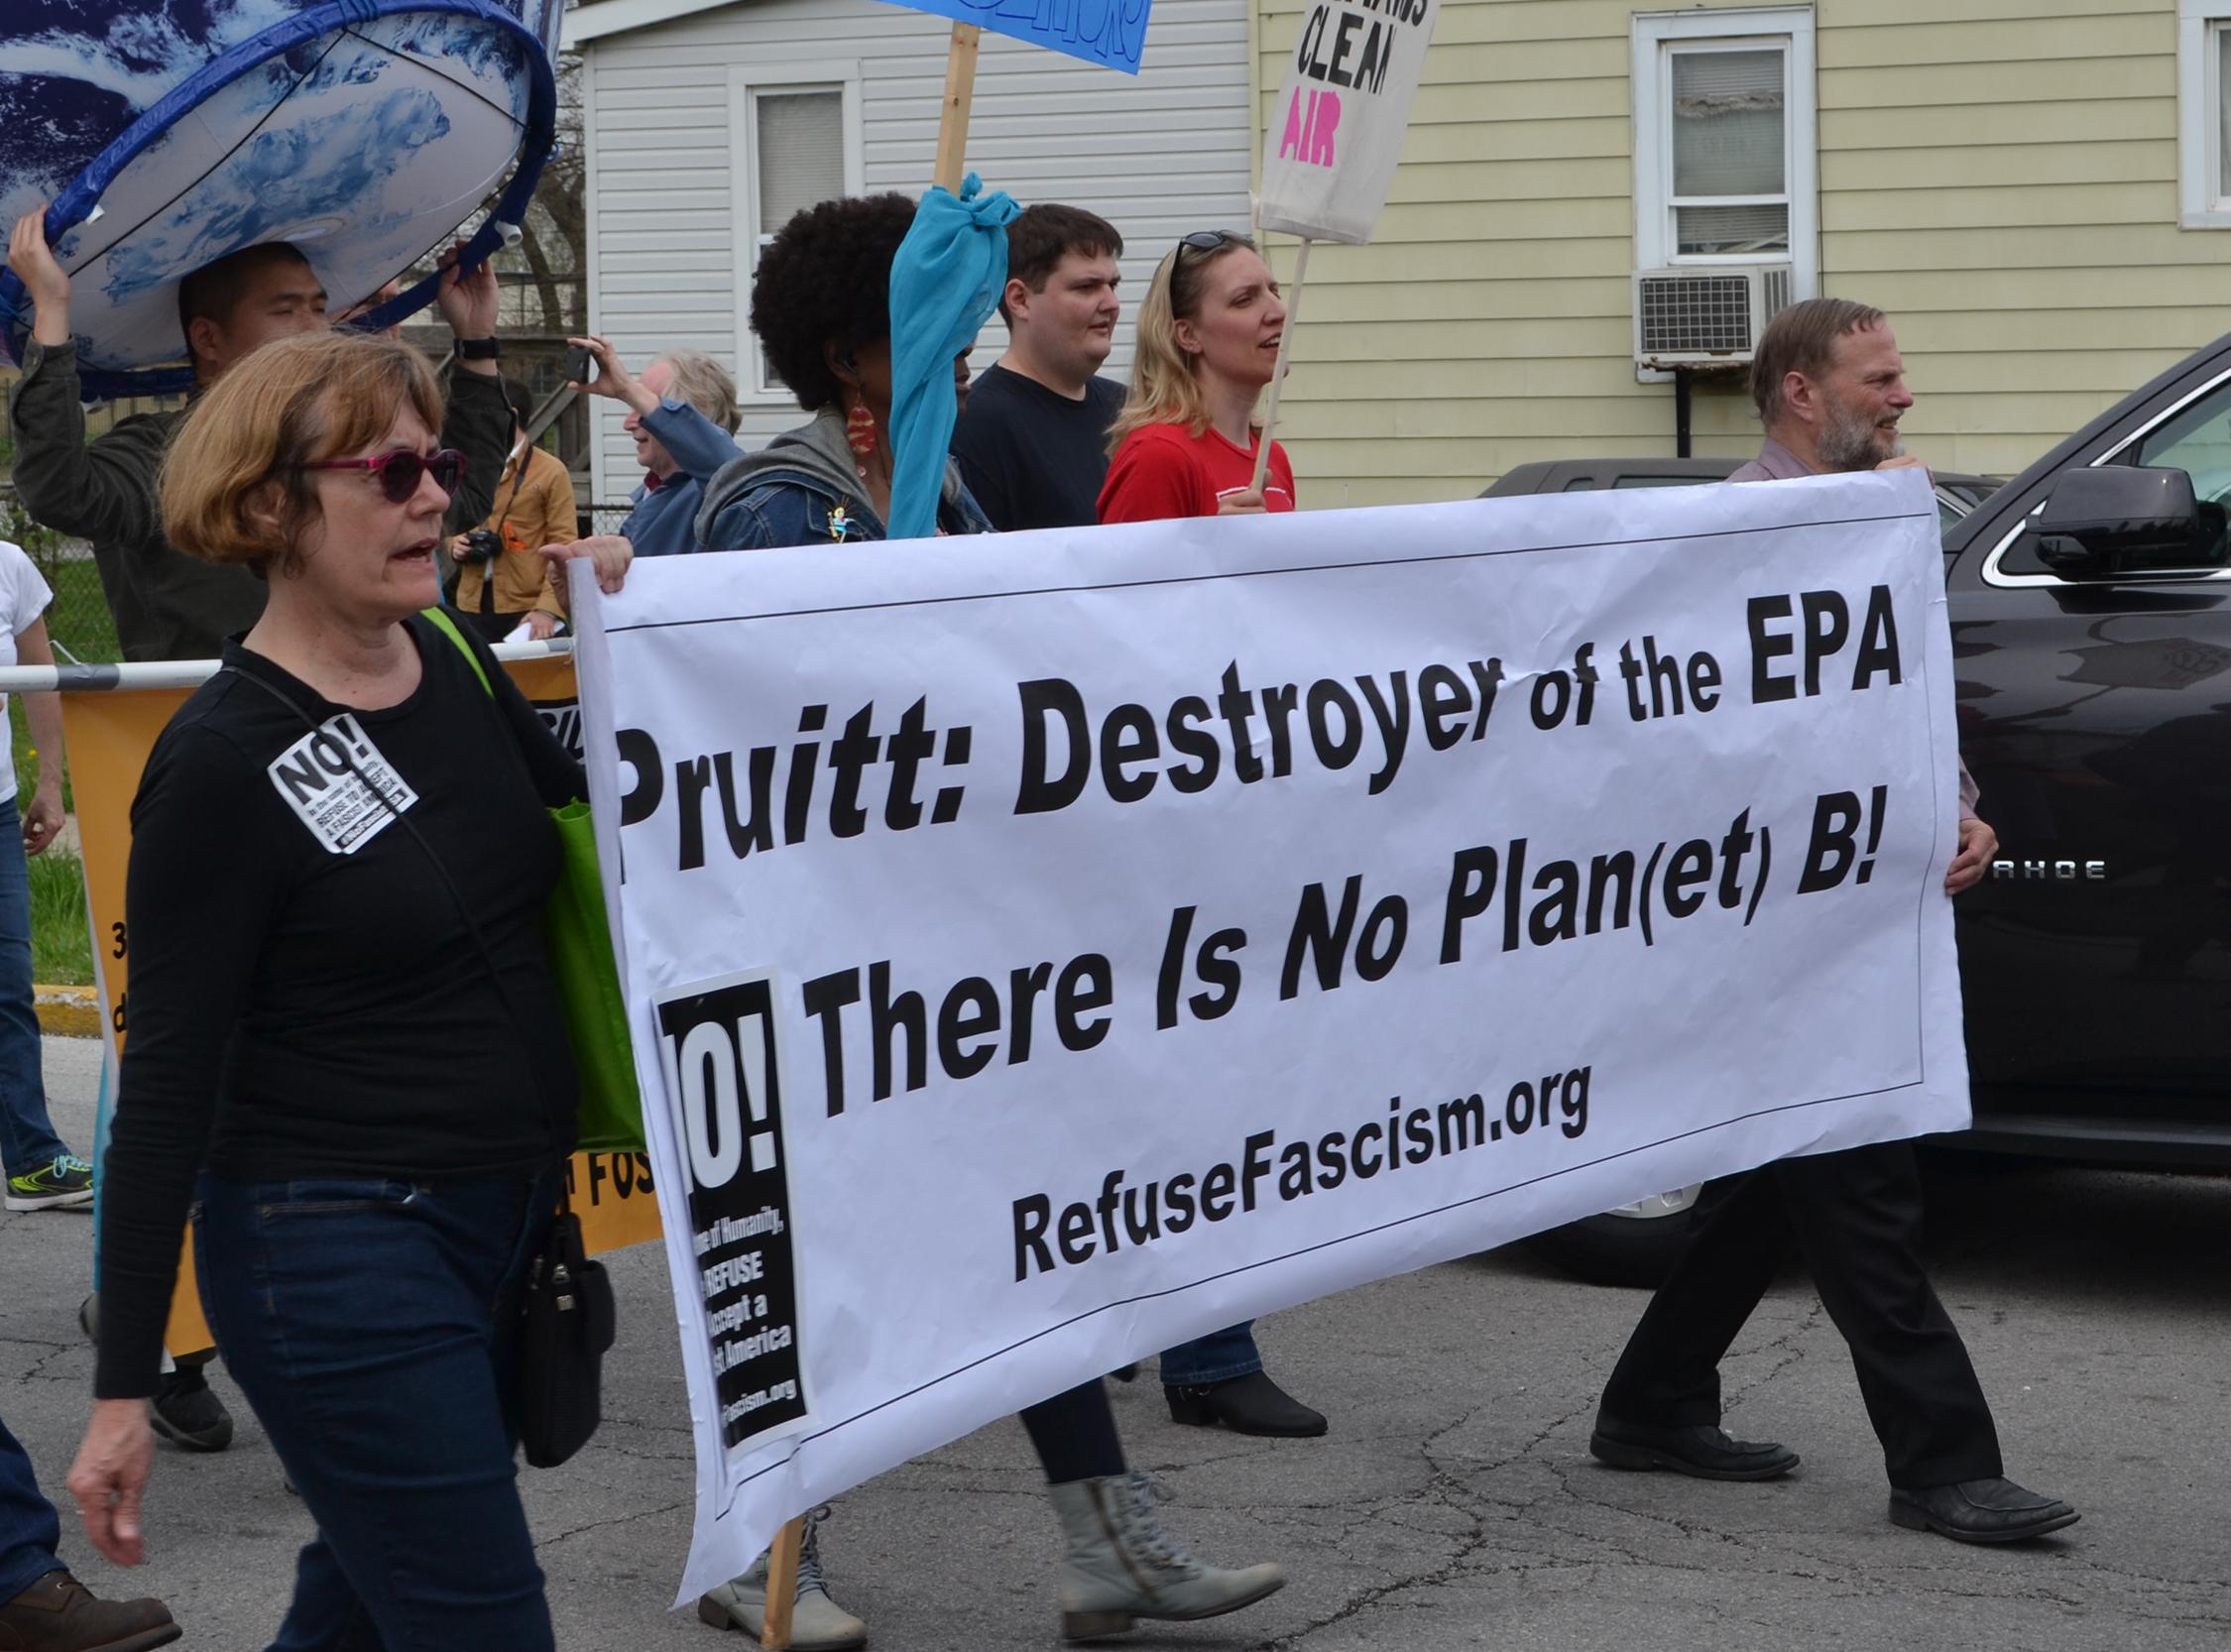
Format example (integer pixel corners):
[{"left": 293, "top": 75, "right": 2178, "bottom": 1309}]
[
  {"left": 1588, "top": 1416, "right": 1798, "bottom": 1480},
  {"left": 1164, "top": 1371, "right": 1327, "bottom": 1437},
  {"left": 149, "top": 1366, "right": 234, "bottom": 1453},
  {"left": 1889, "top": 1477, "right": 2078, "bottom": 1543}
]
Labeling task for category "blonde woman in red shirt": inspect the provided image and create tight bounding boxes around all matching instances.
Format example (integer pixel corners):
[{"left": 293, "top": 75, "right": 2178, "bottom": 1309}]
[
  {"left": 1098, "top": 230, "right": 1295, "bottom": 525},
  {"left": 1095, "top": 230, "right": 1324, "bottom": 1439}
]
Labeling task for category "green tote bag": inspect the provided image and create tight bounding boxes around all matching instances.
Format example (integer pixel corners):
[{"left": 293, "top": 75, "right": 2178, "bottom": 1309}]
[{"left": 423, "top": 607, "right": 645, "bottom": 1153}]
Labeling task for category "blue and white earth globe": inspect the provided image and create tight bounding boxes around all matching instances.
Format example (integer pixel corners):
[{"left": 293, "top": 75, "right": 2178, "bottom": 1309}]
[{"left": 1, "top": 0, "right": 560, "bottom": 394}]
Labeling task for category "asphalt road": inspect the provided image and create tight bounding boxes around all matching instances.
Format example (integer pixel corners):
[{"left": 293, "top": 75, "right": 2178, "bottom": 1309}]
[{"left": 8, "top": 1033, "right": 2229, "bottom": 1651}]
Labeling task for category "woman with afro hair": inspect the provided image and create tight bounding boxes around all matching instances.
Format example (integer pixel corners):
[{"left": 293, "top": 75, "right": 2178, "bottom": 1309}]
[
  {"left": 696, "top": 193, "right": 992, "bottom": 549},
  {"left": 689, "top": 196, "right": 1287, "bottom": 1649}
]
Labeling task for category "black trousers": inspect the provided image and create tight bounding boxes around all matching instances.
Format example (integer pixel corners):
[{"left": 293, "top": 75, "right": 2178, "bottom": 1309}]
[
  {"left": 1598, "top": 1139, "right": 2002, "bottom": 1490},
  {"left": 1018, "top": 1381, "right": 1123, "bottom": 1483}
]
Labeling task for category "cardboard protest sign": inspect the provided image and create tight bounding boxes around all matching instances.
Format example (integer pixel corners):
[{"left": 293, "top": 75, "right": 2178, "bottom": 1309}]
[
  {"left": 1258, "top": 0, "right": 1441, "bottom": 242},
  {"left": 877, "top": 0, "right": 1153, "bottom": 73},
  {"left": 64, "top": 651, "right": 658, "bottom": 1363},
  {"left": 570, "top": 469, "right": 1972, "bottom": 1600}
]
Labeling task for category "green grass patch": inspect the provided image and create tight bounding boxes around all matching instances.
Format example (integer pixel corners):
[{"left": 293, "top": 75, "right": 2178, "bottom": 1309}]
[{"left": 28, "top": 847, "right": 92, "bottom": 987}]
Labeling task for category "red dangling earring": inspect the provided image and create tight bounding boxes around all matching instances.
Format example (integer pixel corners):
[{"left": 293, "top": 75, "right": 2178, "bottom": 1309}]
[{"left": 846, "top": 401, "right": 879, "bottom": 460}]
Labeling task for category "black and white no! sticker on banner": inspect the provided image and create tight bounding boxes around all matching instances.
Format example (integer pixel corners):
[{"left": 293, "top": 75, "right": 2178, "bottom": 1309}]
[
  {"left": 265, "top": 712, "right": 419, "bottom": 856},
  {"left": 654, "top": 971, "right": 811, "bottom": 1462}
]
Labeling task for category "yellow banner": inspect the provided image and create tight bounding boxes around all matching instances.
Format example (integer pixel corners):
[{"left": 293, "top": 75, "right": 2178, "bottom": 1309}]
[{"left": 60, "top": 653, "right": 659, "bottom": 1358}]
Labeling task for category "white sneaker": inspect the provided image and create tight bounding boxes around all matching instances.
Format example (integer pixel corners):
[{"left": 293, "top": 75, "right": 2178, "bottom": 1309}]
[{"left": 696, "top": 1507, "right": 866, "bottom": 1649}]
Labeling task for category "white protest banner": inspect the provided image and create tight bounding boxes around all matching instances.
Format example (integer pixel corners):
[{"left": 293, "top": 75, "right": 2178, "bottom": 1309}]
[
  {"left": 569, "top": 469, "right": 1970, "bottom": 1600},
  {"left": 1257, "top": 0, "right": 1440, "bottom": 243}
]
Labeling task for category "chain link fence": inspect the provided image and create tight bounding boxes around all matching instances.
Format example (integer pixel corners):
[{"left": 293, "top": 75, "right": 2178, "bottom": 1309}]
[
  {"left": 1, "top": 382, "right": 180, "bottom": 664},
  {"left": 0, "top": 491, "right": 128, "bottom": 666}
]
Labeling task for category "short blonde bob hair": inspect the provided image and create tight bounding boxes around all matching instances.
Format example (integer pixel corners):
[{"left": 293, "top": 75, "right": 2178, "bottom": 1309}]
[
  {"left": 161, "top": 331, "right": 445, "bottom": 578},
  {"left": 1107, "top": 230, "right": 1259, "bottom": 456}
]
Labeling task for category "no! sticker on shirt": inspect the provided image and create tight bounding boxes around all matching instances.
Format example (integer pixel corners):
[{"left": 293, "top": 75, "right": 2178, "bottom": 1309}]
[{"left": 266, "top": 713, "right": 419, "bottom": 855}]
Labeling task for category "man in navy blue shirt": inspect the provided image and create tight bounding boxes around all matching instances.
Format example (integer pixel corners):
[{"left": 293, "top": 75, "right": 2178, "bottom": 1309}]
[{"left": 950, "top": 204, "right": 1126, "bottom": 534}]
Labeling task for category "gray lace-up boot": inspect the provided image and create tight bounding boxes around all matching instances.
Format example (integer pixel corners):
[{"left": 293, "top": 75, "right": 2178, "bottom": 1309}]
[
  {"left": 696, "top": 1506, "right": 866, "bottom": 1648},
  {"left": 1047, "top": 1472, "right": 1285, "bottom": 1641}
]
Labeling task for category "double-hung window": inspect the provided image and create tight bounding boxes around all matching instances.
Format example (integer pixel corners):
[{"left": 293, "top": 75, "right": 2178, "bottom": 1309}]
[
  {"left": 1632, "top": 7, "right": 1818, "bottom": 293},
  {"left": 2177, "top": 2, "right": 2231, "bottom": 226},
  {"left": 731, "top": 67, "right": 863, "bottom": 400}
]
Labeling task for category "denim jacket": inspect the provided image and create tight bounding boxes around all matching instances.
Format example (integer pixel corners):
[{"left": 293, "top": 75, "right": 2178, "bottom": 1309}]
[{"left": 700, "top": 459, "right": 996, "bottom": 551}]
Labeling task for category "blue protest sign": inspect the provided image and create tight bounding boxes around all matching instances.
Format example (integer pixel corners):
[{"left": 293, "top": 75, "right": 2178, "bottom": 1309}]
[{"left": 878, "top": 0, "right": 1152, "bottom": 74}]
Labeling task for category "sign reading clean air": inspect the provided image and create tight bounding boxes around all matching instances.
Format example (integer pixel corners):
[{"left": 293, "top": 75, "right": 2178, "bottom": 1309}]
[
  {"left": 265, "top": 712, "right": 417, "bottom": 855},
  {"left": 568, "top": 470, "right": 1973, "bottom": 1604},
  {"left": 1257, "top": 0, "right": 1441, "bottom": 243}
]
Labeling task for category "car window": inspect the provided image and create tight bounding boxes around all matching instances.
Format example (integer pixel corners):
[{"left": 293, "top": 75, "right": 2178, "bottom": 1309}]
[
  {"left": 1998, "top": 374, "right": 2231, "bottom": 578},
  {"left": 1561, "top": 478, "right": 1596, "bottom": 491},
  {"left": 1612, "top": 476, "right": 1714, "bottom": 489},
  {"left": 2133, "top": 379, "right": 2231, "bottom": 503}
]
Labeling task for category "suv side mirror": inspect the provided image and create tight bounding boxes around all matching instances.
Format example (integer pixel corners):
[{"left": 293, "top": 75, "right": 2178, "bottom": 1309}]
[{"left": 2031, "top": 465, "right": 2226, "bottom": 579}]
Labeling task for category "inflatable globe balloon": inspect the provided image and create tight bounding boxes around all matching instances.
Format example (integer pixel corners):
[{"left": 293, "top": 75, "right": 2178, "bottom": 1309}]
[{"left": 0, "top": 0, "right": 560, "bottom": 396}]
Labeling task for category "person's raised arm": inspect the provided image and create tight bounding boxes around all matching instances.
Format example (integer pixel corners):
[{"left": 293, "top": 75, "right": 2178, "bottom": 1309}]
[
  {"left": 641, "top": 399, "right": 745, "bottom": 485},
  {"left": 4, "top": 211, "right": 163, "bottom": 548}
]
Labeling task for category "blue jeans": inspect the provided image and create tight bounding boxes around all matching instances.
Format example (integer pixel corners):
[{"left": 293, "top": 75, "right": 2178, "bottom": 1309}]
[
  {"left": 1159, "top": 1323, "right": 1262, "bottom": 1387},
  {"left": 0, "top": 1410, "right": 62, "bottom": 1604},
  {"left": 194, "top": 1166, "right": 560, "bottom": 1652},
  {"left": 0, "top": 796, "right": 69, "bottom": 1178}
]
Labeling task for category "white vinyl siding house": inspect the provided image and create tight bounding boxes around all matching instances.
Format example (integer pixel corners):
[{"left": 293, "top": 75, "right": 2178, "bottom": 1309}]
[{"left": 566, "top": 0, "right": 1254, "bottom": 511}]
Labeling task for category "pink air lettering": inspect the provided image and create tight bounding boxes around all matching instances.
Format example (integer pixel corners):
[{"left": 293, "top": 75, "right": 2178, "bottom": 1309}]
[{"left": 1278, "top": 86, "right": 1342, "bottom": 168}]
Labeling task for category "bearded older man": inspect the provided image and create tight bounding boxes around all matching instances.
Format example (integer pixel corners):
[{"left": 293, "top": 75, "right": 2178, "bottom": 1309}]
[{"left": 1585, "top": 298, "right": 2079, "bottom": 1548}]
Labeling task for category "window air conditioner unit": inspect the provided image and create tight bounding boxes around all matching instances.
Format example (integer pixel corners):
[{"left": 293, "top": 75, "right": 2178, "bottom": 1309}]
[{"left": 1633, "top": 265, "right": 1794, "bottom": 370}]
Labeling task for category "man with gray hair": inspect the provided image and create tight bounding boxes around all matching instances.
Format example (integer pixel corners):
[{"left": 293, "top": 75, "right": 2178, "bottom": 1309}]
[
  {"left": 566, "top": 335, "right": 744, "bottom": 554},
  {"left": 1586, "top": 296, "right": 2077, "bottom": 1548}
]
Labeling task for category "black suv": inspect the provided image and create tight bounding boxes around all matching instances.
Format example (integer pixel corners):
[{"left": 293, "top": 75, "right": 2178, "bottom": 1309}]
[
  {"left": 1944, "top": 336, "right": 2231, "bottom": 1163},
  {"left": 1491, "top": 338, "right": 2231, "bottom": 1279}
]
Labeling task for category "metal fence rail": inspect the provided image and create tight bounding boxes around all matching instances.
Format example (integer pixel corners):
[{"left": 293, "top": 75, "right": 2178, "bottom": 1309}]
[{"left": 0, "top": 637, "right": 573, "bottom": 694}]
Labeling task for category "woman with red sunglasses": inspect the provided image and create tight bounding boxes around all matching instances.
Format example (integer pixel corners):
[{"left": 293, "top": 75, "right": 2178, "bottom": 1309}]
[{"left": 65, "top": 331, "right": 627, "bottom": 1650}]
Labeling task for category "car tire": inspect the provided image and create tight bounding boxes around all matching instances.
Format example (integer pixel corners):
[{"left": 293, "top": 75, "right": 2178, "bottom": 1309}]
[{"left": 1523, "top": 1186, "right": 1704, "bottom": 1288}]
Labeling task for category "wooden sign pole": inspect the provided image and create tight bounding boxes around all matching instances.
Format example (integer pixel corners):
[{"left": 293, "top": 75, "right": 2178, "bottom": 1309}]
[
  {"left": 1250, "top": 235, "right": 1312, "bottom": 495},
  {"left": 759, "top": 1516, "right": 806, "bottom": 1650},
  {"left": 933, "top": 22, "right": 984, "bottom": 192}
]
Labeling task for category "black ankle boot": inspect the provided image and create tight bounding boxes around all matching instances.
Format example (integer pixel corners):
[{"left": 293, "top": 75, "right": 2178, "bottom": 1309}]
[{"left": 1164, "top": 1370, "right": 1327, "bottom": 1437}]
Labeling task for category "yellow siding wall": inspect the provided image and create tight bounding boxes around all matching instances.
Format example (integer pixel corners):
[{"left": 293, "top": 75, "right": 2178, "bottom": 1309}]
[{"left": 1257, "top": 0, "right": 2231, "bottom": 508}]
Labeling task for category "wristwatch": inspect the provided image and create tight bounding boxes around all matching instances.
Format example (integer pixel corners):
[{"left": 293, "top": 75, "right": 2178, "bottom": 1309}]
[{"left": 457, "top": 337, "right": 502, "bottom": 361}]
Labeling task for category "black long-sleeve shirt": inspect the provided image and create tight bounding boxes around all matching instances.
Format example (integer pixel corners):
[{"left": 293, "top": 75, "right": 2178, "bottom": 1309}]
[{"left": 97, "top": 616, "right": 582, "bottom": 1397}]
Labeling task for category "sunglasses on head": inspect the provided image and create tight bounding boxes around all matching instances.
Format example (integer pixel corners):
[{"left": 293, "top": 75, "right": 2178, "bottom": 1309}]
[
  {"left": 297, "top": 447, "right": 465, "bottom": 504},
  {"left": 1175, "top": 229, "right": 1238, "bottom": 263}
]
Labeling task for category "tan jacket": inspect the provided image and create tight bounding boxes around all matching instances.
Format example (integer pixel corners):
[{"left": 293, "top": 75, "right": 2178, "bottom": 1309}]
[{"left": 455, "top": 442, "right": 578, "bottom": 618}]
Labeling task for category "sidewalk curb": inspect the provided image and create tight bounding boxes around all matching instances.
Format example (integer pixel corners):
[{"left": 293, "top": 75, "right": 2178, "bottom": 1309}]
[{"left": 34, "top": 985, "right": 99, "bottom": 1039}]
